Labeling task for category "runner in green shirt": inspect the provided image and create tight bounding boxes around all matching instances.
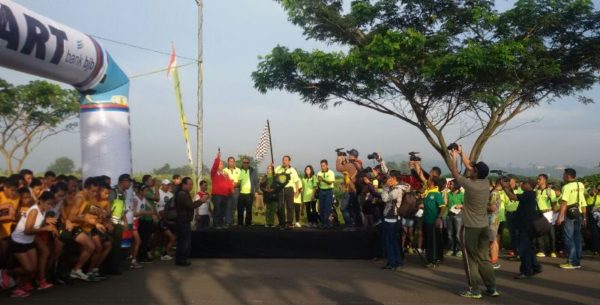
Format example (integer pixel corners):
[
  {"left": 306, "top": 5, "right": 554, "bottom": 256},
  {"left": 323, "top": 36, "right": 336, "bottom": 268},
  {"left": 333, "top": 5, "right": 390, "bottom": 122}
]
[
  {"left": 420, "top": 179, "right": 446, "bottom": 267},
  {"left": 535, "top": 174, "right": 558, "bottom": 257}
]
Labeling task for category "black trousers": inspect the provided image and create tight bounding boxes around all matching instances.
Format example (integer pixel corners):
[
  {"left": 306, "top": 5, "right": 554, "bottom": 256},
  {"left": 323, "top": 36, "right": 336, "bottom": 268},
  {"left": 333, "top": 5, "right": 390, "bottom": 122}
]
[
  {"left": 137, "top": 219, "right": 154, "bottom": 260},
  {"left": 305, "top": 201, "right": 318, "bottom": 224},
  {"left": 237, "top": 193, "right": 253, "bottom": 226},
  {"left": 106, "top": 224, "right": 123, "bottom": 273},
  {"left": 175, "top": 220, "right": 191, "bottom": 264},
  {"left": 348, "top": 192, "right": 363, "bottom": 226},
  {"left": 519, "top": 230, "right": 542, "bottom": 276},
  {"left": 424, "top": 223, "right": 443, "bottom": 264},
  {"left": 278, "top": 187, "right": 295, "bottom": 226}
]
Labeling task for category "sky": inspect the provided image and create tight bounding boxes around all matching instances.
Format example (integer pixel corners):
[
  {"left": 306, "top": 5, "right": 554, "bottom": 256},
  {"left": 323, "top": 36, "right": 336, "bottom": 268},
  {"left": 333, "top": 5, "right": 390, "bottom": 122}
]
[{"left": 1, "top": 0, "right": 599, "bottom": 174}]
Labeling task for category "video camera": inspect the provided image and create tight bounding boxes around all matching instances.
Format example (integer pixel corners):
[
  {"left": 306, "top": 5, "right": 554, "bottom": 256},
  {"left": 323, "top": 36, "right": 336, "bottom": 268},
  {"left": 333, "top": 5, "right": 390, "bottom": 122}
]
[
  {"left": 447, "top": 143, "right": 459, "bottom": 151},
  {"left": 367, "top": 152, "right": 380, "bottom": 160},
  {"left": 335, "top": 148, "right": 347, "bottom": 157},
  {"left": 408, "top": 152, "right": 421, "bottom": 162}
]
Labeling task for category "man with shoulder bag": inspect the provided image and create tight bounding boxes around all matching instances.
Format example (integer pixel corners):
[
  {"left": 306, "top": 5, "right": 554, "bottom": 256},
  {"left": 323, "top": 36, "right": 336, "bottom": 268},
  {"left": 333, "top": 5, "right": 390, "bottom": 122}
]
[{"left": 556, "top": 168, "right": 587, "bottom": 269}]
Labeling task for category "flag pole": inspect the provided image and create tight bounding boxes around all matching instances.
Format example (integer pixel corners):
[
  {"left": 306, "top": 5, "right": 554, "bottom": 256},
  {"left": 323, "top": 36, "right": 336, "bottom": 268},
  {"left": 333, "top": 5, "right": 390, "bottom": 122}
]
[
  {"left": 196, "top": 0, "right": 204, "bottom": 180},
  {"left": 267, "top": 119, "right": 274, "bottom": 165}
]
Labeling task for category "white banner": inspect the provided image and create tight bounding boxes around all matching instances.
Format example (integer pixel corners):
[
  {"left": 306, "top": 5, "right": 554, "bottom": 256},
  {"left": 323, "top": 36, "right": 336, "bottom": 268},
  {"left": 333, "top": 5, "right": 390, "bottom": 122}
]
[{"left": 0, "top": 0, "right": 106, "bottom": 90}]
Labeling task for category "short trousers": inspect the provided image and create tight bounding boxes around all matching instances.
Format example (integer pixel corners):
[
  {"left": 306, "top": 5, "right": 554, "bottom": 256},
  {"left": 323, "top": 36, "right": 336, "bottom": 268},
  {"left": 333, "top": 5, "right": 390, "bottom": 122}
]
[
  {"left": 10, "top": 240, "right": 35, "bottom": 253},
  {"left": 91, "top": 228, "right": 111, "bottom": 243},
  {"left": 402, "top": 217, "right": 415, "bottom": 228}
]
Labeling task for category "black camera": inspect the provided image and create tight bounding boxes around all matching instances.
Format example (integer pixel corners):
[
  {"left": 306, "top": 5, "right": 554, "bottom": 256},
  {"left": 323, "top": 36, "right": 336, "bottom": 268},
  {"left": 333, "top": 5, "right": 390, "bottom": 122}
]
[
  {"left": 335, "top": 148, "right": 347, "bottom": 157},
  {"left": 447, "top": 143, "right": 459, "bottom": 151},
  {"left": 408, "top": 152, "right": 421, "bottom": 162},
  {"left": 367, "top": 152, "right": 380, "bottom": 160}
]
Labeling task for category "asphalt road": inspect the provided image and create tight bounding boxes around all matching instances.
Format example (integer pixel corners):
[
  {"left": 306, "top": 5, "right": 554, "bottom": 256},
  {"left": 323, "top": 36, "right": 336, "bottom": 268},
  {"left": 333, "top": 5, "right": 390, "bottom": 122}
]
[{"left": 2, "top": 254, "right": 599, "bottom": 305}]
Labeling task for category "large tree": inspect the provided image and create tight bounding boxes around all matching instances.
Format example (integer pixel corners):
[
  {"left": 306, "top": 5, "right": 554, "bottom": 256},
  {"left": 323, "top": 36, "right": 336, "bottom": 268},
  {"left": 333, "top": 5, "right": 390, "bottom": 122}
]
[
  {"left": 0, "top": 78, "right": 79, "bottom": 174},
  {"left": 47, "top": 156, "right": 76, "bottom": 174},
  {"left": 252, "top": 0, "right": 600, "bottom": 167}
]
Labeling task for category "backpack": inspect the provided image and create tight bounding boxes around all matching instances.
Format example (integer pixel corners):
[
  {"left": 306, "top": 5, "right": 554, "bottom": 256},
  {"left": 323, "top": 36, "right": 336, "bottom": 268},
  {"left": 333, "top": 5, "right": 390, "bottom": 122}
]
[{"left": 397, "top": 191, "right": 418, "bottom": 218}]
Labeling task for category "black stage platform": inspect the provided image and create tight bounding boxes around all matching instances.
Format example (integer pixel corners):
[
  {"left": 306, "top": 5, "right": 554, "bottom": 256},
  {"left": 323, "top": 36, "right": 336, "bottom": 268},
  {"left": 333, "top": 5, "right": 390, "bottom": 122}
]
[{"left": 190, "top": 227, "right": 379, "bottom": 259}]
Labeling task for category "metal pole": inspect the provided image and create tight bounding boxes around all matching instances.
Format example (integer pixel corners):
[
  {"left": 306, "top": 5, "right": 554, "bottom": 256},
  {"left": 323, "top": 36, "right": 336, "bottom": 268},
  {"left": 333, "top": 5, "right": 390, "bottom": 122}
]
[{"left": 196, "top": 0, "right": 204, "bottom": 178}]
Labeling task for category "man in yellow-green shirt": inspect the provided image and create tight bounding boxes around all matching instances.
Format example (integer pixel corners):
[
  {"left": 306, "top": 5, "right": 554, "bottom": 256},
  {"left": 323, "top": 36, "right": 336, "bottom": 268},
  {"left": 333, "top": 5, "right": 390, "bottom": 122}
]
[
  {"left": 317, "top": 159, "right": 336, "bottom": 228},
  {"left": 274, "top": 155, "right": 301, "bottom": 229},
  {"left": 505, "top": 176, "right": 523, "bottom": 258},
  {"left": 535, "top": 174, "right": 558, "bottom": 258},
  {"left": 556, "top": 168, "right": 587, "bottom": 269},
  {"left": 237, "top": 157, "right": 259, "bottom": 227},
  {"left": 224, "top": 156, "right": 241, "bottom": 227},
  {"left": 587, "top": 184, "right": 600, "bottom": 255}
]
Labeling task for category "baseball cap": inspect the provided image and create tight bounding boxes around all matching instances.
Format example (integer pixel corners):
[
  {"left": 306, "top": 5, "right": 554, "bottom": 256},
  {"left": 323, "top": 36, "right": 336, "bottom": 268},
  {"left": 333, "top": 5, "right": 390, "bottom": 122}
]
[
  {"left": 118, "top": 174, "right": 132, "bottom": 182},
  {"left": 347, "top": 149, "right": 359, "bottom": 157},
  {"left": 161, "top": 179, "right": 170, "bottom": 185}
]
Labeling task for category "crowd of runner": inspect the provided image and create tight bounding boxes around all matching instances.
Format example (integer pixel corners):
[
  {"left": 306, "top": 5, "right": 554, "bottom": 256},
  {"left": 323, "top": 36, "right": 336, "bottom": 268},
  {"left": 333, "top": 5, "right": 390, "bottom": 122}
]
[{"left": 0, "top": 148, "right": 599, "bottom": 298}]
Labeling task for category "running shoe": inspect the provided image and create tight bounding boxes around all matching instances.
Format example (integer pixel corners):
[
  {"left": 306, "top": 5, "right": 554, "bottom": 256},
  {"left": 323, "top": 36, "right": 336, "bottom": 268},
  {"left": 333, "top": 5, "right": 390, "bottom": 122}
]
[
  {"left": 22, "top": 282, "right": 35, "bottom": 292},
  {"left": 161, "top": 254, "right": 174, "bottom": 261},
  {"left": 559, "top": 263, "right": 581, "bottom": 270},
  {"left": 130, "top": 260, "right": 143, "bottom": 269},
  {"left": 37, "top": 279, "right": 54, "bottom": 290},
  {"left": 70, "top": 269, "right": 90, "bottom": 281},
  {"left": 10, "top": 287, "right": 30, "bottom": 298},
  {"left": 484, "top": 288, "right": 501, "bottom": 297},
  {"left": 459, "top": 290, "right": 482, "bottom": 299},
  {"left": 536, "top": 252, "right": 546, "bottom": 257}
]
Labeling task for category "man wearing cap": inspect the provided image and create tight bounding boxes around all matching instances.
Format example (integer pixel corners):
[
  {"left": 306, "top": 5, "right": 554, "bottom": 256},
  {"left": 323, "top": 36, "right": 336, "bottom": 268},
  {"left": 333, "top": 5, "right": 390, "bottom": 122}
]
[
  {"left": 157, "top": 179, "right": 176, "bottom": 261},
  {"left": 157, "top": 179, "right": 173, "bottom": 214},
  {"left": 106, "top": 174, "right": 132, "bottom": 275},
  {"left": 336, "top": 149, "right": 364, "bottom": 227},
  {"left": 449, "top": 145, "right": 499, "bottom": 299}
]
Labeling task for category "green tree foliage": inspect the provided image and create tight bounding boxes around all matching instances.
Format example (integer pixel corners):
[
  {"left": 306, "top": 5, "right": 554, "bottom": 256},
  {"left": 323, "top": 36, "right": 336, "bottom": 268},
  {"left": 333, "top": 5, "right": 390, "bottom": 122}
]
[
  {"left": 0, "top": 78, "right": 79, "bottom": 174},
  {"left": 234, "top": 155, "right": 259, "bottom": 169},
  {"left": 253, "top": 0, "right": 600, "bottom": 168},
  {"left": 46, "top": 156, "right": 76, "bottom": 174},
  {"left": 152, "top": 163, "right": 209, "bottom": 177}
]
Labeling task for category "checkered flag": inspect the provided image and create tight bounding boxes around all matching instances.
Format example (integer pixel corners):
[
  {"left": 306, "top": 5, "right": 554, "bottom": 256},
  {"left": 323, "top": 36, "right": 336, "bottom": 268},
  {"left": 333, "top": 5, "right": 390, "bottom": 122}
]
[{"left": 255, "top": 121, "right": 272, "bottom": 163}]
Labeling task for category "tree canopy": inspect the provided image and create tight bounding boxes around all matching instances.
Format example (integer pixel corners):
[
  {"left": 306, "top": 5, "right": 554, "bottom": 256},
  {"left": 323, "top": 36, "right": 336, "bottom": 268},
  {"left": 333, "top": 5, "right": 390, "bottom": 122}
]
[
  {"left": 0, "top": 78, "right": 79, "bottom": 174},
  {"left": 46, "top": 156, "right": 76, "bottom": 174},
  {"left": 253, "top": 0, "right": 600, "bottom": 167}
]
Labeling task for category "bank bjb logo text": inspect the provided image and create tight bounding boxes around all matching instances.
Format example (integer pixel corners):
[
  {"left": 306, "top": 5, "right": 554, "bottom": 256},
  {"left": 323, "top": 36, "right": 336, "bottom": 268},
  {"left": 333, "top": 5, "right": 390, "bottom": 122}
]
[{"left": 0, "top": 4, "right": 95, "bottom": 72}]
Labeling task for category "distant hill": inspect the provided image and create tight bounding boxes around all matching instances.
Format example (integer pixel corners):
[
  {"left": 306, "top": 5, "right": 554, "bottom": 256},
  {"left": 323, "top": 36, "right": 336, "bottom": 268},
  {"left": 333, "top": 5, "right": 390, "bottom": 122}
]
[{"left": 382, "top": 154, "right": 599, "bottom": 179}]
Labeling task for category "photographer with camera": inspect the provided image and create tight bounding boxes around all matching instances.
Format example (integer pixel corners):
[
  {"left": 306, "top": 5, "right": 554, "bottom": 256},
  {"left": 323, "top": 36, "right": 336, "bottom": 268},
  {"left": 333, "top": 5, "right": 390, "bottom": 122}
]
[
  {"left": 448, "top": 144, "right": 499, "bottom": 299},
  {"left": 336, "top": 149, "right": 364, "bottom": 228},
  {"left": 408, "top": 152, "right": 439, "bottom": 254}
]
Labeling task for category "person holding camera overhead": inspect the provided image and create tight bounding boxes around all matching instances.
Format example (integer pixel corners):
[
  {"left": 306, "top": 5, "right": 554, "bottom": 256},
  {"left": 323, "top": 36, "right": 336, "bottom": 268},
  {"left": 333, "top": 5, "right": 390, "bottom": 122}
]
[
  {"left": 556, "top": 168, "right": 587, "bottom": 269},
  {"left": 448, "top": 144, "right": 499, "bottom": 299},
  {"left": 336, "top": 149, "right": 364, "bottom": 228},
  {"left": 274, "top": 156, "right": 301, "bottom": 230}
]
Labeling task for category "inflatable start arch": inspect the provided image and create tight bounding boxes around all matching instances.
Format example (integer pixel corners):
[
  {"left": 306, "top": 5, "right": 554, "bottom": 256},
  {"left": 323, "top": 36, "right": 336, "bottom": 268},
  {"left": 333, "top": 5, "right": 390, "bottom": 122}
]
[{"left": 0, "top": 0, "right": 132, "bottom": 181}]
